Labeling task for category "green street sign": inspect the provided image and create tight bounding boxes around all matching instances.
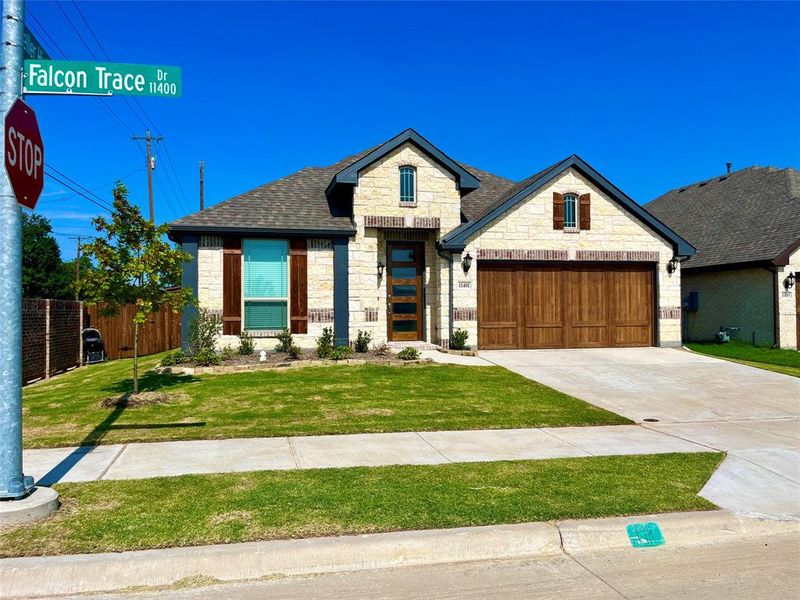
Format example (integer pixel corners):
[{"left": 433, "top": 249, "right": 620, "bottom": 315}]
[
  {"left": 22, "top": 27, "right": 50, "bottom": 61},
  {"left": 22, "top": 60, "right": 181, "bottom": 98}
]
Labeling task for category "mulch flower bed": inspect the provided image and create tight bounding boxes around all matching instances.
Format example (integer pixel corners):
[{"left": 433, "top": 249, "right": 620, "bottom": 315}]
[{"left": 156, "top": 349, "right": 432, "bottom": 375}]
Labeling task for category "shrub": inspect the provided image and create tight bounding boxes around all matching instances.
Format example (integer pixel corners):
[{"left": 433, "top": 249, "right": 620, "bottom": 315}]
[
  {"left": 220, "top": 345, "right": 237, "bottom": 361},
  {"left": 194, "top": 348, "right": 221, "bottom": 366},
  {"left": 354, "top": 330, "right": 372, "bottom": 353},
  {"left": 160, "top": 350, "right": 189, "bottom": 366},
  {"left": 373, "top": 342, "right": 390, "bottom": 356},
  {"left": 450, "top": 329, "right": 469, "bottom": 351},
  {"left": 188, "top": 309, "right": 222, "bottom": 356},
  {"left": 316, "top": 327, "right": 334, "bottom": 359},
  {"left": 287, "top": 344, "right": 303, "bottom": 360},
  {"left": 330, "top": 345, "right": 353, "bottom": 361},
  {"left": 275, "top": 329, "right": 293, "bottom": 353},
  {"left": 397, "top": 346, "right": 420, "bottom": 361},
  {"left": 238, "top": 331, "right": 255, "bottom": 355}
]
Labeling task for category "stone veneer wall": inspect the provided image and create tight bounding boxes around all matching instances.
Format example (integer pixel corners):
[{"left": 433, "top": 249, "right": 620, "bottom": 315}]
[
  {"left": 349, "top": 143, "right": 460, "bottom": 345},
  {"left": 448, "top": 168, "right": 682, "bottom": 348},
  {"left": 197, "top": 235, "right": 334, "bottom": 349}
]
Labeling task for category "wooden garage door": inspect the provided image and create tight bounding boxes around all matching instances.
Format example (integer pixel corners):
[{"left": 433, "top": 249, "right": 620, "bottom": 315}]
[{"left": 478, "top": 263, "right": 654, "bottom": 349}]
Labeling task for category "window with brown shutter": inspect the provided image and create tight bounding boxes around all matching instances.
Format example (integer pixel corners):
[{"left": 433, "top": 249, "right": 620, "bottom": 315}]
[
  {"left": 222, "top": 237, "right": 242, "bottom": 335},
  {"left": 579, "top": 193, "right": 591, "bottom": 230},
  {"left": 553, "top": 192, "right": 565, "bottom": 230},
  {"left": 289, "top": 238, "right": 308, "bottom": 334}
]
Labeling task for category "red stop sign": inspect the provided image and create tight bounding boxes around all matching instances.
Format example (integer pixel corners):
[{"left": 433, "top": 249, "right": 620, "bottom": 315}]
[{"left": 4, "top": 98, "right": 44, "bottom": 210}]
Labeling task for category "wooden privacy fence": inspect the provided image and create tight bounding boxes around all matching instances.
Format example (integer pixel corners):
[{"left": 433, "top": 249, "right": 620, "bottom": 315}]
[
  {"left": 85, "top": 303, "right": 182, "bottom": 360},
  {"left": 22, "top": 298, "right": 182, "bottom": 385}
]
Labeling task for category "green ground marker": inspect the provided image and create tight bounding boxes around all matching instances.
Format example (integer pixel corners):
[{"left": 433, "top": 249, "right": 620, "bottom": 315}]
[{"left": 626, "top": 522, "right": 665, "bottom": 548}]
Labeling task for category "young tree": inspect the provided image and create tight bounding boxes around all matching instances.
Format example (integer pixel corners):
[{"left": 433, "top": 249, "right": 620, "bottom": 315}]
[{"left": 81, "top": 182, "right": 193, "bottom": 394}]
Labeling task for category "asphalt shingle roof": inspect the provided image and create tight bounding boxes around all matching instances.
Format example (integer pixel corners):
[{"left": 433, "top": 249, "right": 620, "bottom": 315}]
[
  {"left": 169, "top": 147, "right": 379, "bottom": 234},
  {"left": 170, "top": 141, "right": 524, "bottom": 235},
  {"left": 646, "top": 166, "right": 800, "bottom": 269}
]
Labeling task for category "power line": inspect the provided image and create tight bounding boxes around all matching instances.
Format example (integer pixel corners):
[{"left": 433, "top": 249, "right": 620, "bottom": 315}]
[
  {"left": 44, "top": 168, "right": 114, "bottom": 213},
  {"left": 26, "top": 10, "right": 136, "bottom": 137},
  {"left": 45, "top": 164, "right": 115, "bottom": 210},
  {"left": 34, "top": 3, "right": 191, "bottom": 221},
  {"left": 59, "top": 2, "right": 190, "bottom": 219},
  {"left": 54, "top": 0, "right": 98, "bottom": 60},
  {"left": 39, "top": 168, "right": 144, "bottom": 204},
  {"left": 44, "top": 172, "right": 111, "bottom": 213},
  {"left": 160, "top": 143, "right": 190, "bottom": 210},
  {"left": 50, "top": 228, "right": 97, "bottom": 237},
  {"left": 70, "top": 0, "right": 110, "bottom": 60}
]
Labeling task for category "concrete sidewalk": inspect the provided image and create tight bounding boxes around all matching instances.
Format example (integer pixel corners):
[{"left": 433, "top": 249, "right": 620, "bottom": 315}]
[
  {"left": 24, "top": 417, "right": 800, "bottom": 519},
  {"left": 24, "top": 424, "right": 710, "bottom": 485}
]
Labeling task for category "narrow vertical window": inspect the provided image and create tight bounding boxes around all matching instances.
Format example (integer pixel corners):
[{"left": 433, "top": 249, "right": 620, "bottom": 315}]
[
  {"left": 563, "top": 194, "right": 578, "bottom": 229},
  {"left": 400, "top": 166, "right": 416, "bottom": 205}
]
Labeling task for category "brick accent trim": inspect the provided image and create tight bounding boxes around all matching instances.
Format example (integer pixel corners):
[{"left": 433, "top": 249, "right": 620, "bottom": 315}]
[
  {"left": 308, "top": 308, "right": 334, "bottom": 323},
  {"left": 383, "top": 229, "right": 432, "bottom": 241},
  {"left": 659, "top": 306, "right": 681, "bottom": 320},
  {"left": 453, "top": 307, "right": 478, "bottom": 321},
  {"left": 364, "top": 307, "right": 379, "bottom": 322},
  {"left": 365, "top": 215, "right": 405, "bottom": 228},
  {"left": 412, "top": 216, "right": 440, "bottom": 229},
  {"left": 477, "top": 249, "right": 569, "bottom": 261},
  {"left": 364, "top": 215, "right": 440, "bottom": 229},
  {"left": 575, "top": 250, "right": 660, "bottom": 262}
]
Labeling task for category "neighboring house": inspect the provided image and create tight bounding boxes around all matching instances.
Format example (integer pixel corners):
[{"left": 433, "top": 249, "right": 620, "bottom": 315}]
[
  {"left": 647, "top": 166, "right": 800, "bottom": 349},
  {"left": 169, "top": 129, "right": 693, "bottom": 351}
]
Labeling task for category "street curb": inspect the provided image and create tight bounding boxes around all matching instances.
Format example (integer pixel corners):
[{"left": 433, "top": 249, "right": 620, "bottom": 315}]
[
  {"left": 0, "top": 522, "right": 561, "bottom": 599},
  {"left": 558, "top": 510, "right": 800, "bottom": 554},
  {"left": 1, "top": 511, "right": 798, "bottom": 599}
]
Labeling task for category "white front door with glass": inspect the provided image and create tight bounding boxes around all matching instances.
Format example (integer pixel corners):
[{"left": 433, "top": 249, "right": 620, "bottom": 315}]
[{"left": 243, "top": 239, "right": 289, "bottom": 331}]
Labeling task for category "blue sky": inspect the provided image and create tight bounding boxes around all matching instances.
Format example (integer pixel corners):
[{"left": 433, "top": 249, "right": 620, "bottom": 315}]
[{"left": 25, "top": 1, "right": 800, "bottom": 259}]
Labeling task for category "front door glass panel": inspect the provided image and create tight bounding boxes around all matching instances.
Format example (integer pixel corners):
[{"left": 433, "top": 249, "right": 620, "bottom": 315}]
[{"left": 387, "top": 242, "right": 423, "bottom": 341}]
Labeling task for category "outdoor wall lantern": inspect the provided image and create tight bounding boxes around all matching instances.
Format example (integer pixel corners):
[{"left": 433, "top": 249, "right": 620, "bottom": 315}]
[
  {"left": 462, "top": 252, "right": 473, "bottom": 274},
  {"left": 377, "top": 260, "right": 385, "bottom": 278},
  {"left": 784, "top": 272, "right": 796, "bottom": 290},
  {"left": 666, "top": 257, "right": 679, "bottom": 274}
]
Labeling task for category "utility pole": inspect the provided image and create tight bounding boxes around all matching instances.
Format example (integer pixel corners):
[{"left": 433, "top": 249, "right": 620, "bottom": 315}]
[
  {"left": 131, "top": 130, "right": 163, "bottom": 222},
  {"left": 71, "top": 236, "right": 81, "bottom": 300},
  {"left": 0, "top": 0, "right": 34, "bottom": 500},
  {"left": 199, "top": 160, "right": 204, "bottom": 210}
]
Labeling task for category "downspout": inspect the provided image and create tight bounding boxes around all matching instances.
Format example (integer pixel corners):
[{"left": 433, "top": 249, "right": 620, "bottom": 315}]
[{"left": 436, "top": 246, "right": 454, "bottom": 347}]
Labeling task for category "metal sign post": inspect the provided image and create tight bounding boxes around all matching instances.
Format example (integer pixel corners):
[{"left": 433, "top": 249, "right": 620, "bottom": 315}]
[{"left": 0, "top": 0, "right": 33, "bottom": 500}]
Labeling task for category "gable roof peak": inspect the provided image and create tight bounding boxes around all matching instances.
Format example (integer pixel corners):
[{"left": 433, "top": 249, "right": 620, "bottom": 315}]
[
  {"left": 442, "top": 153, "right": 695, "bottom": 257},
  {"left": 326, "top": 128, "right": 481, "bottom": 196}
]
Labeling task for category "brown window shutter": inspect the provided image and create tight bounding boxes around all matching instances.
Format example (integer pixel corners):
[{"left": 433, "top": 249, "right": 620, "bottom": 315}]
[
  {"left": 553, "top": 192, "right": 564, "bottom": 230},
  {"left": 289, "top": 238, "right": 308, "bottom": 334},
  {"left": 222, "top": 237, "right": 242, "bottom": 335},
  {"left": 579, "top": 193, "right": 591, "bottom": 230}
]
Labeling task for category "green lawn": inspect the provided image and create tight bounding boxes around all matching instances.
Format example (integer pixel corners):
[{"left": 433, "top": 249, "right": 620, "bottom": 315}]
[
  {"left": 22, "top": 354, "right": 629, "bottom": 449},
  {"left": 0, "top": 452, "right": 722, "bottom": 557},
  {"left": 687, "top": 341, "right": 800, "bottom": 378}
]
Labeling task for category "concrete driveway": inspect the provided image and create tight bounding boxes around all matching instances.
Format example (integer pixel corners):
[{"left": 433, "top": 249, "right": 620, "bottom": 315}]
[{"left": 481, "top": 348, "right": 800, "bottom": 519}]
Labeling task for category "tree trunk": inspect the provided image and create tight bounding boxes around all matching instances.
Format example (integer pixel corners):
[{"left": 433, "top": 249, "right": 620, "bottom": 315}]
[{"left": 133, "top": 320, "right": 139, "bottom": 395}]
